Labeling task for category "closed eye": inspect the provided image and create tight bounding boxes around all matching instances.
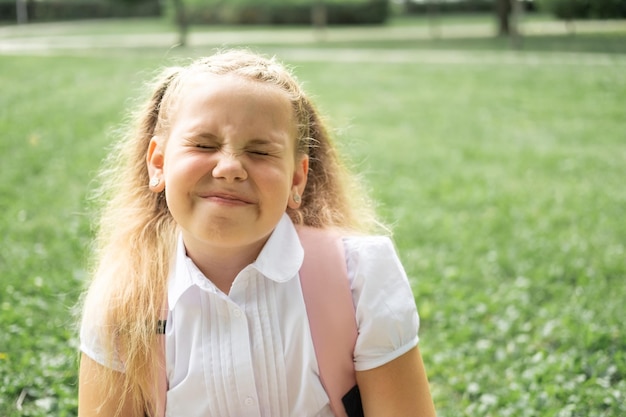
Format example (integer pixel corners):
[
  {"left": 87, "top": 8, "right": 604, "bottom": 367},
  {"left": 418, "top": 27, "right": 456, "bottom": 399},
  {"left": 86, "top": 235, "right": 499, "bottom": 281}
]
[
  {"left": 248, "top": 150, "right": 270, "bottom": 156},
  {"left": 196, "top": 144, "right": 218, "bottom": 150}
]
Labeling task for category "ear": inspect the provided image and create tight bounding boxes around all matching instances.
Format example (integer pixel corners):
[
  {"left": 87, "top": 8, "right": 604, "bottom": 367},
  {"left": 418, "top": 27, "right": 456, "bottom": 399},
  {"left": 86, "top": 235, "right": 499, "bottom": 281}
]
[
  {"left": 147, "top": 136, "right": 165, "bottom": 193},
  {"left": 288, "top": 154, "right": 309, "bottom": 209}
]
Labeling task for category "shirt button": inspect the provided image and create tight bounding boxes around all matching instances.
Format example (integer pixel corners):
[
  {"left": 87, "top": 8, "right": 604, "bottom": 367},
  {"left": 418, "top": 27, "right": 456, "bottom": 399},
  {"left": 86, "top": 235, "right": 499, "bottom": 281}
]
[
  {"left": 244, "top": 397, "right": 254, "bottom": 406},
  {"left": 232, "top": 308, "right": 242, "bottom": 318}
]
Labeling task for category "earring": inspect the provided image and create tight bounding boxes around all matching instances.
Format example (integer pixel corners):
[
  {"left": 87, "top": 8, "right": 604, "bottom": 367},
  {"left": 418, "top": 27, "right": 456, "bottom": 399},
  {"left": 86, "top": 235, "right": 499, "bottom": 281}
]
[
  {"left": 293, "top": 193, "right": 301, "bottom": 204},
  {"left": 149, "top": 177, "right": 160, "bottom": 188}
]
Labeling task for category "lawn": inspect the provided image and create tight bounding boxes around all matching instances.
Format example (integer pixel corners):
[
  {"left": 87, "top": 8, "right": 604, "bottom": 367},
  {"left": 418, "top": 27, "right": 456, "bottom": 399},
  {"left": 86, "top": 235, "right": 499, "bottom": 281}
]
[{"left": 1, "top": 15, "right": 625, "bottom": 417}]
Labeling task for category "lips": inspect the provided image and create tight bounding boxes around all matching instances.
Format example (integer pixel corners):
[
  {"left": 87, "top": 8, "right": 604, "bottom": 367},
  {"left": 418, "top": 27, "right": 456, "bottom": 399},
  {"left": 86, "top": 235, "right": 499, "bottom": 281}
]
[{"left": 198, "top": 190, "right": 254, "bottom": 205}]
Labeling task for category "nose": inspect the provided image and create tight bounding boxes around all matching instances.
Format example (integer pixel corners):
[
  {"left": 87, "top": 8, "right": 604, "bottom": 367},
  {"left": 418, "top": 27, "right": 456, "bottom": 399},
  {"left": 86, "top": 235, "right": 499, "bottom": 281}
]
[{"left": 212, "top": 150, "right": 248, "bottom": 182}]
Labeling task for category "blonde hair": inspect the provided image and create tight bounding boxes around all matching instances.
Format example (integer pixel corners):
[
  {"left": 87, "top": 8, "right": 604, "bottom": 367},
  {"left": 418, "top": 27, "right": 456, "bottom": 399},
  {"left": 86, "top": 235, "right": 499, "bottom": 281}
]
[{"left": 80, "top": 49, "right": 379, "bottom": 416}]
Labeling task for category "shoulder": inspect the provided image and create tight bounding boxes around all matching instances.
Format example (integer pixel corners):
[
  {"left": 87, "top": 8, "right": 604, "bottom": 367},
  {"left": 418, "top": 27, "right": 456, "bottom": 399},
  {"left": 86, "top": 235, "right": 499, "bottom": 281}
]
[
  {"left": 343, "top": 234, "right": 395, "bottom": 254},
  {"left": 341, "top": 233, "right": 409, "bottom": 300},
  {"left": 342, "top": 234, "right": 404, "bottom": 283},
  {"left": 79, "top": 316, "right": 125, "bottom": 373}
]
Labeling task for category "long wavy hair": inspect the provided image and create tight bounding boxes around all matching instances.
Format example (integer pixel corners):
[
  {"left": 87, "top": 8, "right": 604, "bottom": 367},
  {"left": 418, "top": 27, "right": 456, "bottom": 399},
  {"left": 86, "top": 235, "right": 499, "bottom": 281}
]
[{"left": 80, "top": 49, "right": 380, "bottom": 416}]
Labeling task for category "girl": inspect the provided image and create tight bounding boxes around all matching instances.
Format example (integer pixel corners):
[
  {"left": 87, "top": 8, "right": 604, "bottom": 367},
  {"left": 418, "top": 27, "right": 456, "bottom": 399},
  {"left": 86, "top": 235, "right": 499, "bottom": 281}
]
[{"left": 78, "top": 49, "right": 436, "bottom": 417}]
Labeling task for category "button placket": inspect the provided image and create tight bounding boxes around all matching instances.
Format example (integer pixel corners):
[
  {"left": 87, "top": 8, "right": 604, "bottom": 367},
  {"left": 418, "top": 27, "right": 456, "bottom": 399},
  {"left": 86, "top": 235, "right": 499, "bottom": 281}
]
[{"left": 225, "top": 299, "right": 260, "bottom": 415}]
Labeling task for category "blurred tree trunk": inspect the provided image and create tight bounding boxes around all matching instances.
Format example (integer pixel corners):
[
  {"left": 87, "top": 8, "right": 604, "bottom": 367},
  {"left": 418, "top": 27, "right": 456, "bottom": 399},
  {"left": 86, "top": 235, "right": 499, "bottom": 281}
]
[
  {"left": 312, "top": 0, "right": 327, "bottom": 40},
  {"left": 509, "top": 0, "right": 523, "bottom": 47},
  {"left": 16, "top": 0, "right": 28, "bottom": 24},
  {"left": 495, "top": 0, "right": 512, "bottom": 36},
  {"left": 172, "top": 0, "right": 188, "bottom": 47},
  {"left": 427, "top": 0, "right": 441, "bottom": 39},
  {"left": 496, "top": 0, "right": 523, "bottom": 46}
]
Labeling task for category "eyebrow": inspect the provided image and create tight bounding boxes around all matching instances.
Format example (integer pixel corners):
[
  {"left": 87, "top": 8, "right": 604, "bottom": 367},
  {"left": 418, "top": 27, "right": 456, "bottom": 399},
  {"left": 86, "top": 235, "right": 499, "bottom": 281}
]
[
  {"left": 246, "top": 138, "right": 283, "bottom": 147},
  {"left": 191, "top": 132, "right": 219, "bottom": 141}
]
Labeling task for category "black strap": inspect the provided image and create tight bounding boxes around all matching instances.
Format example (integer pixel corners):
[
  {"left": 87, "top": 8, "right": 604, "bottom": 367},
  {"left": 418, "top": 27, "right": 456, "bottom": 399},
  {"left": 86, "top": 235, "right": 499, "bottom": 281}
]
[
  {"left": 342, "top": 385, "right": 364, "bottom": 417},
  {"left": 156, "top": 319, "right": 167, "bottom": 335}
]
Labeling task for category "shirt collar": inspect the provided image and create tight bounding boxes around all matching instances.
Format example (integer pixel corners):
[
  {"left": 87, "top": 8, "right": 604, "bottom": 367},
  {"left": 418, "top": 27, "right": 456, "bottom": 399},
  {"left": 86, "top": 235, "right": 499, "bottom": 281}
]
[
  {"left": 252, "top": 213, "right": 304, "bottom": 283},
  {"left": 168, "top": 213, "right": 304, "bottom": 309},
  {"left": 168, "top": 233, "right": 195, "bottom": 310}
]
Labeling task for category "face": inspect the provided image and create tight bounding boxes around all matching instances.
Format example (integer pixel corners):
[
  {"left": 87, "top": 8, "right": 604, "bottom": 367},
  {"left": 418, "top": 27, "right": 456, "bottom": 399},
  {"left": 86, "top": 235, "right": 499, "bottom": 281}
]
[{"left": 147, "top": 73, "right": 308, "bottom": 260}]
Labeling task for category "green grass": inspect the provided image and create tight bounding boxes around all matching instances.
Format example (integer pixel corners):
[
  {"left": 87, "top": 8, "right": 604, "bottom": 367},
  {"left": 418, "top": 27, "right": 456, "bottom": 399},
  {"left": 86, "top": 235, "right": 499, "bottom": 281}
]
[
  {"left": 1, "top": 16, "right": 625, "bottom": 417},
  {"left": 315, "top": 32, "right": 626, "bottom": 54}
]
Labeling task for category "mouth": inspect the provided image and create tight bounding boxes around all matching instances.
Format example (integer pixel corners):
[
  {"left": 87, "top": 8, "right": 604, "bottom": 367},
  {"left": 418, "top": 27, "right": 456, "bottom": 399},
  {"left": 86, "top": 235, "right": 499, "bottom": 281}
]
[{"left": 198, "top": 191, "right": 254, "bottom": 206}]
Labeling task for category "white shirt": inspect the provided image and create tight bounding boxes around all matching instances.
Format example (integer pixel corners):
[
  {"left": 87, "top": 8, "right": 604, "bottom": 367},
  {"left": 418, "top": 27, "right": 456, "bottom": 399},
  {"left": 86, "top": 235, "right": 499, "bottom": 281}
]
[{"left": 81, "top": 214, "right": 420, "bottom": 417}]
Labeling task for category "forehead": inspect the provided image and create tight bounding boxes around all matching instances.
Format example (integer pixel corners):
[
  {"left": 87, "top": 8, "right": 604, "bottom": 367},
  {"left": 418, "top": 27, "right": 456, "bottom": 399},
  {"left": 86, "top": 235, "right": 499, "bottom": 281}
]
[
  {"left": 168, "top": 73, "right": 293, "bottom": 118},
  {"left": 167, "top": 73, "right": 297, "bottom": 138},
  {"left": 179, "top": 72, "right": 290, "bottom": 103}
]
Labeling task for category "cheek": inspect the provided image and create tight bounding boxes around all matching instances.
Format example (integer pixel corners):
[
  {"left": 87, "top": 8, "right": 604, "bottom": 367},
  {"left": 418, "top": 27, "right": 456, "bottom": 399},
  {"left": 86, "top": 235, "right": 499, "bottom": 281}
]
[
  {"left": 256, "top": 164, "right": 293, "bottom": 189},
  {"left": 164, "top": 153, "right": 207, "bottom": 180},
  {"left": 161, "top": 157, "right": 201, "bottom": 210}
]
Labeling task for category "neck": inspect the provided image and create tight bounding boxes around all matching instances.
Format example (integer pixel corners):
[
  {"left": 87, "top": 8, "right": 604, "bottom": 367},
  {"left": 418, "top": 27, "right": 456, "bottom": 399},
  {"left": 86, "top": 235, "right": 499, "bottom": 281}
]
[{"left": 182, "top": 236, "right": 268, "bottom": 294}]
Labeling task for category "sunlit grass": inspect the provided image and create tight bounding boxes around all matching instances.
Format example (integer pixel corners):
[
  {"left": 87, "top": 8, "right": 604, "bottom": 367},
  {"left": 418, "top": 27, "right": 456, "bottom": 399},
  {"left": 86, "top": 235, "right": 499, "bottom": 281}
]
[{"left": 1, "top": 17, "right": 625, "bottom": 417}]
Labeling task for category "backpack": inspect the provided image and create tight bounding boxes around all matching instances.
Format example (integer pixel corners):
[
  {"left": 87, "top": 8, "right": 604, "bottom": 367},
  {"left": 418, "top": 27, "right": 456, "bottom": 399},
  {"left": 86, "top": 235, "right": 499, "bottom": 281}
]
[{"left": 154, "top": 226, "right": 363, "bottom": 417}]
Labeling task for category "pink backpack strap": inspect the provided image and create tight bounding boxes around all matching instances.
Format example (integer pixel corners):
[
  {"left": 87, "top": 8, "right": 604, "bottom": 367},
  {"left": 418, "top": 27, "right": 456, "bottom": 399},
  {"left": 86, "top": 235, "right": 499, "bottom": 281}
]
[{"left": 297, "top": 226, "right": 358, "bottom": 417}]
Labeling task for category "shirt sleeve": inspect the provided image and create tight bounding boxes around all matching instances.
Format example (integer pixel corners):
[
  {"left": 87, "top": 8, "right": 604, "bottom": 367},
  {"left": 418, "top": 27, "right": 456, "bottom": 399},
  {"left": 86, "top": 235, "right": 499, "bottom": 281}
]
[
  {"left": 344, "top": 236, "right": 420, "bottom": 372},
  {"left": 79, "top": 318, "right": 125, "bottom": 372}
]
